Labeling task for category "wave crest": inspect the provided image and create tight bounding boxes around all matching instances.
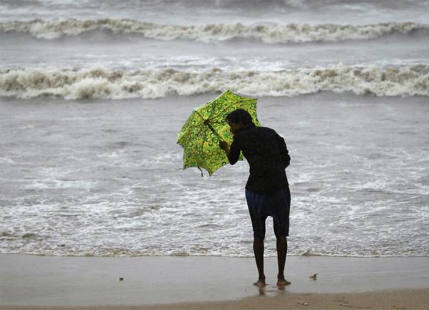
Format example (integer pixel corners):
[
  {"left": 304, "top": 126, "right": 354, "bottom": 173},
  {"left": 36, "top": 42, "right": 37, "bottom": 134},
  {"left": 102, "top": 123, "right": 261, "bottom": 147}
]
[
  {"left": 1, "top": 65, "right": 428, "bottom": 99},
  {"left": 1, "top": 19, "right": 428, "bottom": 43}
]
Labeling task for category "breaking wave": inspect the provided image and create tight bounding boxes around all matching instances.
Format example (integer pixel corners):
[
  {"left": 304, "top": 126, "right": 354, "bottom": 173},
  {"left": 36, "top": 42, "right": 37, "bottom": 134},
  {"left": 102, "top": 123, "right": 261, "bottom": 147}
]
[
  {"left": 1, "top": 19, "right": 428, "bottom": 43},
  {"left": 1, "top": 65, "right": 428, "bottom": 99}
]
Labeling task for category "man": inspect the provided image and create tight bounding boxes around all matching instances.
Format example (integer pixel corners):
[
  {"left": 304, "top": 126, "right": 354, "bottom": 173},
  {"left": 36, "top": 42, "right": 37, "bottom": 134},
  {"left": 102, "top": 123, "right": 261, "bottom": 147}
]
[{"left": 219, "top": 108, "right": 291, "bottom": 288}]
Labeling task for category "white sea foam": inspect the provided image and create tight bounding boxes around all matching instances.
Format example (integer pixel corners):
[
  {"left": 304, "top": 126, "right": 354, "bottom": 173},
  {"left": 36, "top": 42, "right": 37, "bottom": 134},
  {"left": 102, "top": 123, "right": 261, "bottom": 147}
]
[
  {"left": 1, "top": 19, "right": 427, "bottom": 43},
  {"left": 1, "top": 94, "right": 428, "bottom": 257},
  {"left": 1, "top": 65, "right": 428, "bottom": 99}
]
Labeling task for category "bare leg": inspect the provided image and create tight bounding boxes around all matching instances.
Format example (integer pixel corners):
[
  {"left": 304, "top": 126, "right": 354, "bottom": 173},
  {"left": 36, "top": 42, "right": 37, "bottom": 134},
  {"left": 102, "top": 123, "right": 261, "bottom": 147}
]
[
  {"left": 276, "top": 236, "right": 291, "bottom": 287},
  {"left": 253, "top": 237, "right": 265, "bottom": 287}
]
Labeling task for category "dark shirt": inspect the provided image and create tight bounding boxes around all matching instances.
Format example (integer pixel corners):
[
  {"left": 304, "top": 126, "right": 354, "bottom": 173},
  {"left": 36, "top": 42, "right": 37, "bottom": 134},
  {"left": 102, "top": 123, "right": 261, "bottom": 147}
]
[{"left": 227, "top": 125, "right": 290, "bottom": 194}]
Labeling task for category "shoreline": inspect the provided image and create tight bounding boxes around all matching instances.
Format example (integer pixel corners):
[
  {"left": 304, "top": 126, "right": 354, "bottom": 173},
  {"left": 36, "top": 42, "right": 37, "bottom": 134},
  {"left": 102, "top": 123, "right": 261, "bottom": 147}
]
[
  {"left": 1, "top": 254, "right": 428, "bottom": 309},
  {"left": 4, "top": 251, "right": 429, "bottom": 258},
  {"left": 2, "top": 289, "right": 429, "bottom": 310}
]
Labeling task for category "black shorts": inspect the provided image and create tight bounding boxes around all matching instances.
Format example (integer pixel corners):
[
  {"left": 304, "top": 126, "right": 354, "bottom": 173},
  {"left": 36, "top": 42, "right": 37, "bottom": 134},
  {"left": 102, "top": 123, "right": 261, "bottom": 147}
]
[{"left": 245, "top": 187, "right": 290, "bottom": 239}]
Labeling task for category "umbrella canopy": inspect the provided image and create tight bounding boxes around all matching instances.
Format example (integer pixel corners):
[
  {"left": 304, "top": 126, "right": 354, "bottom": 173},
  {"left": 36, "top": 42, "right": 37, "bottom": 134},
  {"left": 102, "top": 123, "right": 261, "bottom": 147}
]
[{"left": 177, "top": 90, "right": 261, "bottom": 175}]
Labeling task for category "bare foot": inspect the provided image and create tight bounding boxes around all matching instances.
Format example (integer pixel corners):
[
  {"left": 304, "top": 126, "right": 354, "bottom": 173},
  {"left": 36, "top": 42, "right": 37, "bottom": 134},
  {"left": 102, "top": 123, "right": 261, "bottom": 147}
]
[
  {"left": 277, "top": 278, "right": 291, "bottom": 287},
  {"left": 253, "top": 279, "right": 266, "bottom": 288}
]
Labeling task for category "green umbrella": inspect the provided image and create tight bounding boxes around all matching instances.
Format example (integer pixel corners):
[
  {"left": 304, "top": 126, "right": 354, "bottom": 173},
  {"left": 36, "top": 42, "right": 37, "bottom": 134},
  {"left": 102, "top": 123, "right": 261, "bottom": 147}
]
[{"left": 177, "top": 90, "right": 261, "bottom": 176}]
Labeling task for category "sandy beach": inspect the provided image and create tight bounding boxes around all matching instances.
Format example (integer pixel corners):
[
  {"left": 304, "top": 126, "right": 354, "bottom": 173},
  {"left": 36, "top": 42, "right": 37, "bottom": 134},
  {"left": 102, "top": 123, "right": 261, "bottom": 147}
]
[{"left": 1, "top": 254, "right": 428, "bottom": 309}]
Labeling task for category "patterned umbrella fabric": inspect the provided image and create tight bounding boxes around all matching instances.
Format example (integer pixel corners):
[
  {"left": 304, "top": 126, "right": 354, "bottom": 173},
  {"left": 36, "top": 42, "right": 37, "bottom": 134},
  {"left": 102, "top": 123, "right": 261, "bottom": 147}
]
[{"left": 177, "top": 90, "right": 261, "bottom": 175}]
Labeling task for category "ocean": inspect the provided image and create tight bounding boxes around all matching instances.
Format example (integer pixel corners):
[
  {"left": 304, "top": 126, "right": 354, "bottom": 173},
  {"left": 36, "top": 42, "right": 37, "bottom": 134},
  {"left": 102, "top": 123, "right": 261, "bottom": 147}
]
[{"left": 0, "top": 0, "right": 428, "bottom": 257}]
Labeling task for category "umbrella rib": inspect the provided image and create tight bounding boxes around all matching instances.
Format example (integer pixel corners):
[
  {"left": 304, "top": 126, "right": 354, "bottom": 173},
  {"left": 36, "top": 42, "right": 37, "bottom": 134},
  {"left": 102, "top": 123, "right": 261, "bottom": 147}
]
[
  {"left": 210, "top": 100, "right": 236, "bottom": 120},
  {"left": 205, "top": 94, "right": 232, "bottom": 121},
  {"left": 206, "top": 91, "right": 226, "bottom": 120},
  {"left": 199, "top": 124, "right": 209, "bottom": 169}
]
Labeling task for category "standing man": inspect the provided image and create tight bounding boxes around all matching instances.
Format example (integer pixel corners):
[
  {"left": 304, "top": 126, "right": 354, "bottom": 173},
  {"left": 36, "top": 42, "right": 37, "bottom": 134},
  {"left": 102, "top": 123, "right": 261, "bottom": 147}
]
[{"left": 219, "top": 109, "right": 291, "bottom": 288}]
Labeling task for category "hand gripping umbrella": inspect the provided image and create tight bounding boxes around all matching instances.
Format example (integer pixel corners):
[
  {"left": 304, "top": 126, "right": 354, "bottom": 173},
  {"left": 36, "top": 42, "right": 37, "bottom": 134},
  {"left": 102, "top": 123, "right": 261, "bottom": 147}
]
[{"left": 177, "top": 90, "right": 261, "bottom": 176}]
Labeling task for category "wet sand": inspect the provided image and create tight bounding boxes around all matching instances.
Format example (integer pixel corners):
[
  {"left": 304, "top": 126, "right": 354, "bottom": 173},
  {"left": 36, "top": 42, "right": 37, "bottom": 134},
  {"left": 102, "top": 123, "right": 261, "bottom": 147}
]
[{"left": 1, "top": 254, "right": 428, "bottom": 309}]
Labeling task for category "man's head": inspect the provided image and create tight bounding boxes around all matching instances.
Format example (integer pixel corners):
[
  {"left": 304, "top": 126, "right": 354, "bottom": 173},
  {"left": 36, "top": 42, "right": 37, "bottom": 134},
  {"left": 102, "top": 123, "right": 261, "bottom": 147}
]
[{"left": 225, "top": 109, "right": 254, "bottom": 134}]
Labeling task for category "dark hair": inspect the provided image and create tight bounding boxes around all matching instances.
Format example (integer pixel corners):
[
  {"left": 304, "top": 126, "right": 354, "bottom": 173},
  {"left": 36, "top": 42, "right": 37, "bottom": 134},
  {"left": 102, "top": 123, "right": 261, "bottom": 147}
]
[{"left": 226, "top": 109, "right": 255, "bottom": 126}]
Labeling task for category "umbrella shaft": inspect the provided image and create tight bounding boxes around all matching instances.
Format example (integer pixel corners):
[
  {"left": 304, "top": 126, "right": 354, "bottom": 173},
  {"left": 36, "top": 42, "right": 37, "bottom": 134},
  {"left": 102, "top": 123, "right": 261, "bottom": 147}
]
[
  {"left": 207, "top": 123, "right": 217, "bottom": 135},
  {"left": 195, "top": 110, "right": 221, "bottom": 139}
]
